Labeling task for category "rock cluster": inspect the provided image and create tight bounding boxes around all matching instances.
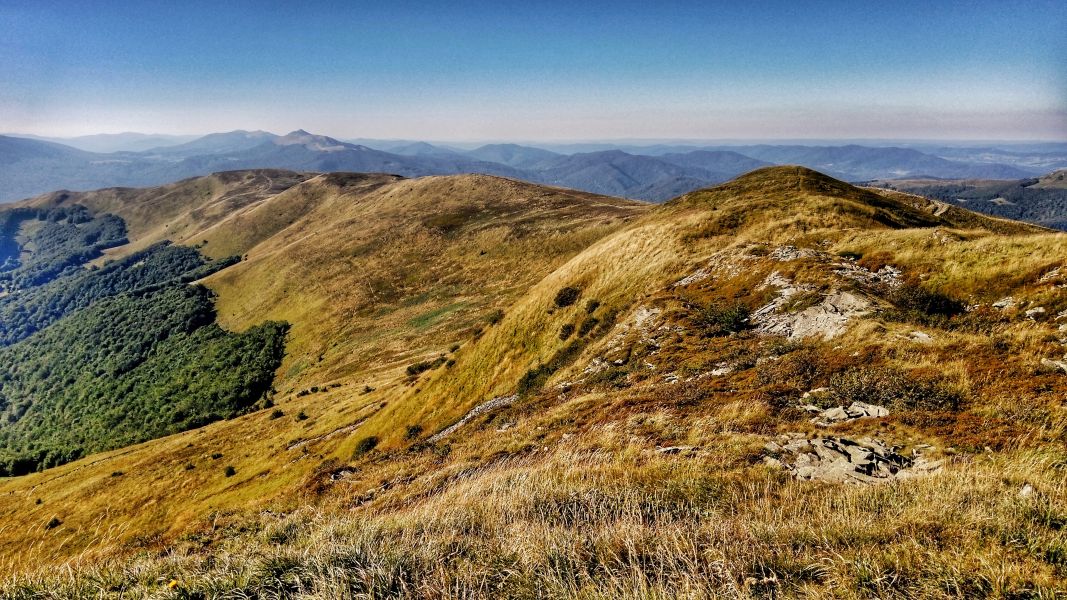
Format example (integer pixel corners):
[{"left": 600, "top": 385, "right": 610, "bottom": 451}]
[
  {"left": 763, "top": 434, "right": 941, "bottom": 484},
  {"left": 803, "top": 401, "right": 888, "bottom": 426}
]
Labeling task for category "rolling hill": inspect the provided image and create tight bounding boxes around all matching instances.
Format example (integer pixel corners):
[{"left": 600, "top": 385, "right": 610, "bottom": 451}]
[{"left": 1, "top": 166, "right": 1066, "bottom": 596}]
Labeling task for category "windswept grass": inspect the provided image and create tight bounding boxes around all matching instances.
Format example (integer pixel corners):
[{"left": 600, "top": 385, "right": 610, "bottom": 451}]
[
  {"left": 4, "top": 445, "right": 1065, "bottom": 598},
  {"left": 3, "top": 167, "right": 1067, "bottom": 596}
]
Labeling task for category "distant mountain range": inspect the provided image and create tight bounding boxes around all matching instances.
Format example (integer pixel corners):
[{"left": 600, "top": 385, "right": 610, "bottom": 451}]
[{"left": 1, "top": 129, "right": 1062, "bottom": 203}]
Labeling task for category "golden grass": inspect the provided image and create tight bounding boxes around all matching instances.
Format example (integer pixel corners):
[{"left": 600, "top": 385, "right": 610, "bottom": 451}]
[{"left": 2, "top": 166, "right": 1067, "bottom": 595}]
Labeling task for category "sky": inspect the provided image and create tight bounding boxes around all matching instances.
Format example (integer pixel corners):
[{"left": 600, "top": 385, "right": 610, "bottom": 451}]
[{"left": 1, "top": 0, "right": 1065, "bottom": 141}]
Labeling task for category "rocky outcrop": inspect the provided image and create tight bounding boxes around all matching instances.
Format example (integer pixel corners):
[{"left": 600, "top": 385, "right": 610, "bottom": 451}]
[
  {"left": 429, "top": 394, "right": 518, "bottom": 442},
  {"left": 803, "top": 401, "right": 889, "bottom": 426},
  {"left": 763, "top": 434, "right": 942, "bottom": 484}
]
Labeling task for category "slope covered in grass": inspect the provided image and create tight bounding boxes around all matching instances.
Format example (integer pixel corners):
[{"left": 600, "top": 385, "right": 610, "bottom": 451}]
[{"left": 1, "top": 167, "right": 1066, "bottom": 597}]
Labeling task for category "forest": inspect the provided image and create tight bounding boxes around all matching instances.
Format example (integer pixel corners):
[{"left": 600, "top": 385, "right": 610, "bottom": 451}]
[
  {"left": 0, "top": 204, "right": 288, "bottom": 476},
  {"left": 875, "top": 179, "right": 1067, "bottom": 230}
]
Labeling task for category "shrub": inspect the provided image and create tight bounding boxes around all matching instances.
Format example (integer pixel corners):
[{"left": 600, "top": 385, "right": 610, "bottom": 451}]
[
  {"left": 406, "top": 356, "right": 447, "bottom": 376},
  {"left": 888, "top": 281, "right": 964, "bottom": 324},
  {"left": 224, "top": 466, "right": 236, "bottom": 477},
  {"left": 517, "top": 341, "right": 584, "bottom": 396},
  {"left": 554, "top": 286, "right": 581, "bottom": 308},
  {"left": 829, "top": 366, "right": 964, "bottom": 411},
  {"left": 578, "top": 317, "right": 599, "bottom": 337},
  {"left": 700, "top": 302, "right": 750, "bottom": 336},
  {"left": 405, "top": 424, "right": 423, "bottom": 440},
  {"left": 486, "top": 309, "right": 505, "bottom": 325},
  {"left": 269, "top": 409, "right": 284, "bottom": 420},
  {"left": 296, "top": 411, "right": 308, "bottom": 421},
  {"left": 211, "top": 453, "right": 223, "bottom": 460},
  {"left": 353, "top": 436, "right": 380, "bottom": 457},
  {"left": 44, "top": 517, "right": 62, "bottom": 530},
  {"left": 559, "top": 323, "right": 575, "bottom": 340},
  {"left": 585, "top": 299, "right": 601, "bottom": 314}
]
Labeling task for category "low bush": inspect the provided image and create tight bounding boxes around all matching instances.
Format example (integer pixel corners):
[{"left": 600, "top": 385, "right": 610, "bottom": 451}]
[
  {"left": 887, "top": 281, "right": 964, "bottom": 325},
  {"left": 829, "top": 365, "right": 965, "bottom": 411},
  {"left": 353, "top": 436, "right": 380, "bottom": 457},
  {"left": 700, "top": 302, "right": 750, "bottom": 336},
  {"left": 553, "top": 286, "right": 581, "bottom": 308}
]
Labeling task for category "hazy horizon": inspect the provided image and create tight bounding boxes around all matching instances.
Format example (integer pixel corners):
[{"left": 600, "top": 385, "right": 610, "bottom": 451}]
[
  {"left": 8, "top": 131, "right": 1067, "bottom": 146},
  {"left": 3, "top": 1, "right": 1065, "bottom": 141}
]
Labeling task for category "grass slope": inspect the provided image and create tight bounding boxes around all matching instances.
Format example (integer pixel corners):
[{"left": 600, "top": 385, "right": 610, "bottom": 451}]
[{"left": 2, "top": 167, "right": 1067, "bottom": 597}]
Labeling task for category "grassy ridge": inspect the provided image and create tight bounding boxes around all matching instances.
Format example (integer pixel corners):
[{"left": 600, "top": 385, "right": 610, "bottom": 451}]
[{"left": 1, "top": 167, "right": 1066, "bottom": 595}]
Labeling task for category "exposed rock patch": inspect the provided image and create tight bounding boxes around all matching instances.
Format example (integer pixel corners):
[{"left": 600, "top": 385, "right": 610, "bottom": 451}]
[
  {"left": 1041, "top": 358, "right": 1067, "bottom": 374},
  {"left": 763, "top": 434, "right": 942, "bottom": 484},
  {"left": 993, "top": 296, "right": 1016, "bottom": 310},
  {"left": 770, "top": 245, "right": 818, "bottom": 261},
  {"left": 429, "top": 394, "right": 518, "bottom": 442},
  {"left": 803, "top": 401, "right": 889, "bottom": 426},
  {"left": 833, "top": 261, "right": 902, "bottom": 289},
  {"left": 752, "top": 286, "right": 871, "bottom": 340}
]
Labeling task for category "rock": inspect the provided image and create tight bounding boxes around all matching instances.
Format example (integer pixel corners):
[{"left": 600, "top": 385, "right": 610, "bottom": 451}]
[
  {"left": 1039, "top": 268, "right": 1062, "bottom": 283},
  {"left": 763, "top": 456, "right": 786, "bottom": 470},
  {"left": 752, "top": 288, "right": 871, "bottom": 340},
  {"left": 1040, "top": 358, "right": 1067, "bottom": 374},
  {"left": 1025, "top": 307, "right": 1047, "bottom": 320},
  {"left": 833, "top": 262, "right": 902, "bottom": 289},
  {"left": 908, "top": 331, "right": 934, "bottom": 344},
  {"left": 802, "top": 387, "right": 829, "bottom": 399},
  {"left": 762, "top": 434, "right": 931, "bottom": 484},
  {"left": 428, "top": 394, "right": 519, "bottom": 442},
  {"left": 848, "top": 401, "right": 889, "bottom": 418},
  {"left": 993, "top": 296, "right": 1015, "bottom": 310},
  {"left": 657, "top": 445, "right": 699, "bottom": 455},
  {"left": 821, "top": 407, "right": 849, "bottom": 422},
  {"left": 1019, "top": 483, "right": 1034, "bottom": 498},
  {"left": 809, "top": 401, "right": 889, "bottom": 426},
  {"left": 709, "top": 363, "right": 732, "bottom": 376}
]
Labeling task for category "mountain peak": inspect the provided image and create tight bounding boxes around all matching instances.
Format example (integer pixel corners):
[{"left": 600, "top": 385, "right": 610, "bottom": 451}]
[{"left": 275, "top": 129, "right": 348, "bottom": 152}]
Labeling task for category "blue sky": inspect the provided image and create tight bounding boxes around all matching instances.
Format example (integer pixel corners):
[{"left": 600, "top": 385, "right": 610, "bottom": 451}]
[{"left": 1, "top": 0, "right": 1065, "bottom": 140}]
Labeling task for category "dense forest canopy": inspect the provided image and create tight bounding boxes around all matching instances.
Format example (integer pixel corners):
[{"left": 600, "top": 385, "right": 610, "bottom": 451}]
[
  {"left": 873, "top": 179, "right": 1067, "bottom": 230},
  {"left": 0, "top": 204, "right": 129, "bottom": 289},
  {"left": 0, "top": 241, "right": 238, "bottom": 346},
  {"left": 0, "top": 204, "right": 289, "bottom": 476}
]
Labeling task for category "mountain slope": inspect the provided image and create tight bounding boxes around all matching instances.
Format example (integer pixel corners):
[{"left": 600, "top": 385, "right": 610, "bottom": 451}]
[
  {"left": 463, "top": 143, "right": 562, "bottom": 168},
  {"left": 143, "top": 130, "right": 278, "bottom": 157},
  {"left": 723, "top": 144, "right": 1037, "bottom": 180},
  {"left": 869, "top": 171, "right": 1067, "bottom": 230},
  {"left": 12, "top": 133, "right": 198, "bottom": 153},
  {"left": 2, "top": 167, "right": 1066, "bottom": 598}
]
